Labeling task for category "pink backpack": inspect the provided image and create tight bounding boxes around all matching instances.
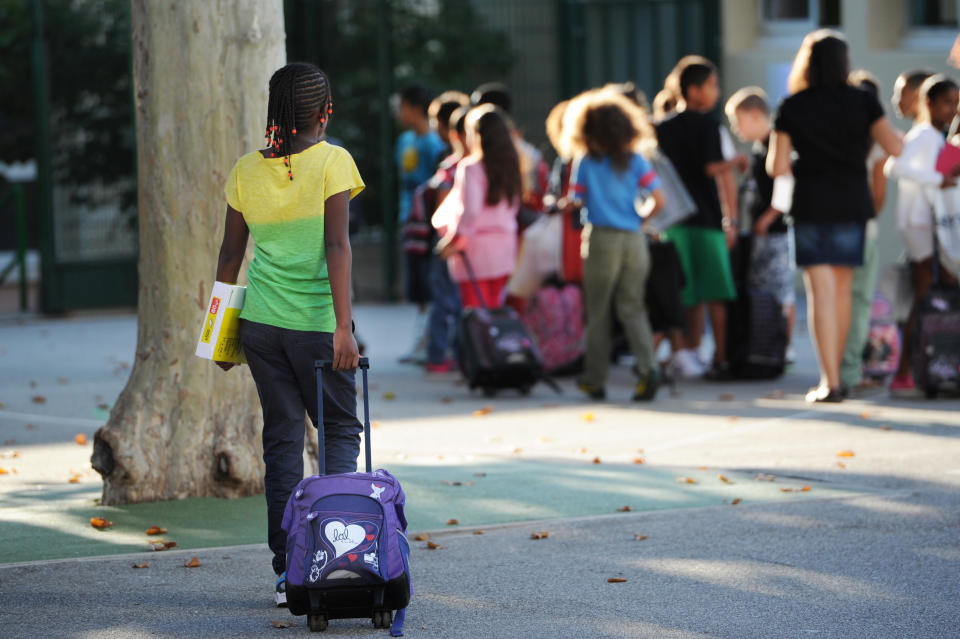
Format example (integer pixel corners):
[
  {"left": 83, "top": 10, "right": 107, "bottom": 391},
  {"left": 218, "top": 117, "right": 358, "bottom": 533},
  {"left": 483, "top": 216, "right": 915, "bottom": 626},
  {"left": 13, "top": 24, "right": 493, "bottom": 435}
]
[
  {"left": 863, "top": 293, "right": 902, "bottom": 379},
  {"left": 522, "top": 284, "right": 585, "bottom": 375}
]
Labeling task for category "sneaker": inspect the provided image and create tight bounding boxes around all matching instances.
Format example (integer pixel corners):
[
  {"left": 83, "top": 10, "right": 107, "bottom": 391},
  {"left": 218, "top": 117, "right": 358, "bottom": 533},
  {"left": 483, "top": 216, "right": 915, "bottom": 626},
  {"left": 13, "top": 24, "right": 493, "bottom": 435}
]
[
  {"left": 890, "top": 372, "right": 922, "bottom": 399},
  {"left": 704, "top": 361, "right": 732, "bottom": 382},
  {"left": 275, "top": 571, "right": 287, "bottom": 607},
  {"left": 673, "top": 349, "right": 707, "bottom": 378},
  {"left": 632, "top": 369, "right": 661, "bottom": 401},
  {"left": 785, "top": 346, "right": 797, "bottom": 366},
  {"left": 576, "top": 380, "right": 606, "bottom": 400},
  {"left": 425, "top": 360, "right": 456, "bottom": 374}
]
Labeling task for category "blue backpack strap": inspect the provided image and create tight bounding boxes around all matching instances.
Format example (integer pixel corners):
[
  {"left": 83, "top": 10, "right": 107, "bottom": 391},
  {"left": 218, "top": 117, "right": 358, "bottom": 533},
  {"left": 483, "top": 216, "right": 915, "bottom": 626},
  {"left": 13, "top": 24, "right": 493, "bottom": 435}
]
[
  {"left": 390, "top": 607, "right": 406, "bottom": 637},
  {"left": 391, "top": 530, "right": 413, "bottom": 636}
]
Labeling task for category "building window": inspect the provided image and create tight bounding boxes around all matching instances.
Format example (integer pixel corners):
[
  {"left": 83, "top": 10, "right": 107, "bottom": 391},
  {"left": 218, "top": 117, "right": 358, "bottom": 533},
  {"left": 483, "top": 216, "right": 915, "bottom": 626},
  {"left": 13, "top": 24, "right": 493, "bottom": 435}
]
[
  {"left": 762, "top": 0, "right": 840, "bottom": 27},
  {"left": 911, "top": 0, "right": 959, "bottom": 26}
]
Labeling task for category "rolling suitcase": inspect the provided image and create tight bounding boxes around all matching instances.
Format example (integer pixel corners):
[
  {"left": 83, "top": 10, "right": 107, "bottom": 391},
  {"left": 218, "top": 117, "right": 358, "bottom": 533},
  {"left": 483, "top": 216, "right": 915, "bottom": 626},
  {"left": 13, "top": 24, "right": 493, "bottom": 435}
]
[
  {"left": 282, "top": 358, "right": 412, "bottom": 635},
  {"left": 911, "top": 228, "right": 960, "bottom": 398},
  {"left": 726, "top": 235, "right": 788, "bottom": 380},
  {"left": 457, "top": 254, "right": 557, "bottom": 397}
]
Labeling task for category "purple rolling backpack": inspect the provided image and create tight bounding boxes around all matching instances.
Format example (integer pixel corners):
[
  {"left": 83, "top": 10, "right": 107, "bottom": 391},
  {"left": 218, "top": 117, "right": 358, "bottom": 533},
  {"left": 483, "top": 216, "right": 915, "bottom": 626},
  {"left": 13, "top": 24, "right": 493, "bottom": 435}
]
[{"left": 281, "top": 358, "right": 412, "bottom": 635}]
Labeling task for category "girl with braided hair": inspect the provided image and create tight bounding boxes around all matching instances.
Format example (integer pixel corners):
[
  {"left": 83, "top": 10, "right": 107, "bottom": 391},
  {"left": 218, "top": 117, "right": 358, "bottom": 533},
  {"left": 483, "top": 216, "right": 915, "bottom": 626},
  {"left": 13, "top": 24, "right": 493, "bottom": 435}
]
[{"left": 214, "top": 62, "right": 364, "bottom": 605}]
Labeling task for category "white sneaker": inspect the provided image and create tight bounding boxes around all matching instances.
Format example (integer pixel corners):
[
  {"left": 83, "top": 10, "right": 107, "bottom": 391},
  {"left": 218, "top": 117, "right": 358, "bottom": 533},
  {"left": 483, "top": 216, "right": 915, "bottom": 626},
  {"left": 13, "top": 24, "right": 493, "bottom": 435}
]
[
  {"left": 673, "top": 349, "right": 707, "bottom": 378},
  {"left": 399, "top": 310, "right": 430, "bottom": 364},
  {"left": 785, "top": 346, "right": 797, "bottom": 366}
]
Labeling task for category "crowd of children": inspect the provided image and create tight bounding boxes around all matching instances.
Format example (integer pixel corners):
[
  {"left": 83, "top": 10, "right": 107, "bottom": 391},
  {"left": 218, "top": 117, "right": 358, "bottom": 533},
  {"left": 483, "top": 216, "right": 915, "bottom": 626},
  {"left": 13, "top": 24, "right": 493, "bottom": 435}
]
[{"left": 393, "top": 27, "right": 960, "bottom": 403}]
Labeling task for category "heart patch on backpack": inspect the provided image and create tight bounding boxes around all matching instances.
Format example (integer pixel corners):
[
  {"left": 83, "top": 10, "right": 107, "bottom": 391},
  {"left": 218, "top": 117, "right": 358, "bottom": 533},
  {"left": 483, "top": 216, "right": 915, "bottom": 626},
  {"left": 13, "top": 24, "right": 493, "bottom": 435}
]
[{"left": 325, "top": 521, "right": 366, "bottom": 558}]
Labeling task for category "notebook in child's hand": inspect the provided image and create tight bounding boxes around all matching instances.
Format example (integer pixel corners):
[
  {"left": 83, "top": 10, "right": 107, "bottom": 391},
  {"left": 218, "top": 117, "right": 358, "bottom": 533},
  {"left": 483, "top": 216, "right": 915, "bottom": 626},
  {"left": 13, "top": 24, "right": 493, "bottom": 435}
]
[{"left": 935, "top": 143, "right": 960, "bottom": 175}]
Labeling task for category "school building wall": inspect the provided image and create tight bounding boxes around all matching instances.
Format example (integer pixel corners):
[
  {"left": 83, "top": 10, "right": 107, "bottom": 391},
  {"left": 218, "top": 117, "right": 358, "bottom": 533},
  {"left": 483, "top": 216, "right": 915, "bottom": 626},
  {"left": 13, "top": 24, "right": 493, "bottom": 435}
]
[{"left": 722, "top": 0, "right": 959, "bottom": 276}]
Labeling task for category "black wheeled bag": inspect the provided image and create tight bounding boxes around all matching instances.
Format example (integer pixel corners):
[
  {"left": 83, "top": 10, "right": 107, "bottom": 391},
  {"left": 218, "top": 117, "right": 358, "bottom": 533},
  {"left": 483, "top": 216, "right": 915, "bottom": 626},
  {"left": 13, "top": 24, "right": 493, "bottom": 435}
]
[
  {"left": 456, "top": 253, "right": 552, "bottom": 397},
  {"left": 911, "top": 226, "right": 960, "bottom": 398},
  {"left": 726, "top": 234, "right": 788, "bottom": 380}
]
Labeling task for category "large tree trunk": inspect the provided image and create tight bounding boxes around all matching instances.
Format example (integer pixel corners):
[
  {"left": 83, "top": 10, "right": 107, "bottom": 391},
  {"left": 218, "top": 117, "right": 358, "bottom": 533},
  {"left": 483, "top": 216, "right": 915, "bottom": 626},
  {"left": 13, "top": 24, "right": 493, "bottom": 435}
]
[{"left": 91, "top": 0, "right": 286, "bottom": 505}]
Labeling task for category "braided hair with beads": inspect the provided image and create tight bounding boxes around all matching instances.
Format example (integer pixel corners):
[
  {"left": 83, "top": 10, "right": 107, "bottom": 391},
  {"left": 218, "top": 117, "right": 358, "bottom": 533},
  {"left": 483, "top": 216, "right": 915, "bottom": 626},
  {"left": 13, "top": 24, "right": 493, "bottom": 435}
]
[{"left": 264, "top": 62, "right": 333, "bottom": 180}]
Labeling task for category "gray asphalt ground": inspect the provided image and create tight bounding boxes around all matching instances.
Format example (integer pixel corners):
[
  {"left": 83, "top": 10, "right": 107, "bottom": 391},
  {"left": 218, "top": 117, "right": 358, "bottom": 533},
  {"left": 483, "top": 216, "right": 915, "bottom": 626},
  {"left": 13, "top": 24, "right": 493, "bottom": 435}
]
[{"left": 1, "top": 304, "right": 959, "bottom": 638}]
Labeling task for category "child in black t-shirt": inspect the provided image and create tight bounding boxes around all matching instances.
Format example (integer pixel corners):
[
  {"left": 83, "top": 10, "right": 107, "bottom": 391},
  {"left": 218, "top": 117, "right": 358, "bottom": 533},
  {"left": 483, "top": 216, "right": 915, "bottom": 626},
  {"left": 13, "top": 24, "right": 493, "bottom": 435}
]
[
  {"left": 725, "top": 87, "right": 797, "bottom": 359},
  {"left": 656, "top": 57, "right": 740, "bottom": 380}
]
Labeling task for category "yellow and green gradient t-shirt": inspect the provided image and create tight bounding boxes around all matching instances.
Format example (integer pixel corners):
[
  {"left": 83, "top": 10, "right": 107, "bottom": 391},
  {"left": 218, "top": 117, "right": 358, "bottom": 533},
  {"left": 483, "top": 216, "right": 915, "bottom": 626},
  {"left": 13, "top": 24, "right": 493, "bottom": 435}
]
[{"left": 224, "top": 142, "right": 364, "bottom": 332}]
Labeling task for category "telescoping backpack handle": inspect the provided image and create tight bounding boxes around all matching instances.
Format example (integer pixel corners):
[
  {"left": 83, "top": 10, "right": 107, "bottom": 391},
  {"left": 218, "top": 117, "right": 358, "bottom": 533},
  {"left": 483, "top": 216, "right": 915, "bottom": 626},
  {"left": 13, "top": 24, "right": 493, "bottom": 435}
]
[{"left": 314, "top": 356, "right": 372, "bottom": 476}]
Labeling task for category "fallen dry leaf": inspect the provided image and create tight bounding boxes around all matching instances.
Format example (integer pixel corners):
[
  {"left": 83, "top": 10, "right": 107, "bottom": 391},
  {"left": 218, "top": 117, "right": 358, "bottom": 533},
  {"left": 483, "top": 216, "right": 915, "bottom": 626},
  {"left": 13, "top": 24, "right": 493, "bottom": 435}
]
[
  {"left": 633, "top": 457, "right": 645, "bottom": 464},
  {"left": 426, "top": 541, "right": 443, "bottom": 550},
  {"left": 90, "top": 517, "right": 112, "bottom": 529},
  {"left": 537, "top": 436, "right": 554, "bottom": 444},
  {"left": 131, "top": 563, "right": 149, "bottom": 569},
  {"left": 25, "top": 423, "right": 37, "bottom": 430},
  {"left": 75, "top": 434, "right": 88, "bottom": 445},
  {"left": 592, "top": 456, "right": 602, "bottom": 464},
  {"left": 697, "top": 466, "right": 708, "bottom": 471},
  {"left": 440, "top": 396, "right": 453, "bottom": 404},
  {"left": 68, "top": 475, "right": 81, "bottom": 484},
  {"left": 755, "top": 473, "right": 776, "bottom": 482},
  {"left": 183, "top": 556, "right": 202, "bottom": 568},
  {"left": 718, "top": 474, "right": 734, "bottom": 484},
  {"left": 371, "top": 421, "right": 382, "bottom": 429},
  {"left": 616, "top": 506, "right": 631, "bottom": 512},
  {"left": 676, "top": 477, "right": 697, "bottom": 484},
  {"left": 446, "top": 519, "right": 459, "bottom": 526},
  {"left": 271, "top": 620, "right": 294, "bottom": 629},
  {"left": 473, "top": 530, "right": 485, "bottom": 535},
  {"left": 383, "top": 392, "right": 396, "bottom": 400},
  {"left": 31, "top": 395, "right": 46, "bottom": 404},
  {"left": 860, "top": 411, "right": 871, "bottom": 419},
  {"left": 607, "top": 577, "right": 628, "bottom": 583},
  {"left": 727, "top": 416, "right": 739, "bottom": 423},
  {"left": 633, "top": 534, "right": 648, "bottom": 541},
  {"left": 836, "top": 461, "right": 847, "bottom": 469},
  {"left": 0, "top": 468, "right": 8, "bottom": 475},
  {"left": 581, "top": 411, "right": 595, "bottom": 422},
  {"left": 801, "top": 485, "right": 811, "bottom": 492},
  {"left": 145, "top": 526, "right": 168, "bottom": 536},
  {"left": 511, "top": 447, "right": 523, "bottom": 455},
  {"left": 837, "top": 450, "right": 855, "bottom": 458},
  {"left": 530, "top": 531, "right": 551, "bottom": 540},
  {"left": 413, "top": 533, "right": 429, "bottom": 541},
  {"left": 879, "top": 424, "right": 892, "bottom": 431},
  {"left": 731, "top": 498, "right": 742, "bottom": 505},
  {"left": 473, "top": 406, "right": 493, "bottom": 417},
  {"left": 577, "top": 447, "right": 588, "bottom": 454},
  {"left": 150, "top": 541, "right": 177, "bottom": 551},
  {"left": 717, "top": 393, "right": 735, "bottom": 402}
]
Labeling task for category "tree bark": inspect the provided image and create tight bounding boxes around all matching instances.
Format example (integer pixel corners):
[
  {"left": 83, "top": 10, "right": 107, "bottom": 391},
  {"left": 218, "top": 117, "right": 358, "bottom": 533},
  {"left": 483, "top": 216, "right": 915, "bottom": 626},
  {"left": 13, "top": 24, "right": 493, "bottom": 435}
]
[{"left": 91, "top": 0, "right": 286, "bottom": 504}]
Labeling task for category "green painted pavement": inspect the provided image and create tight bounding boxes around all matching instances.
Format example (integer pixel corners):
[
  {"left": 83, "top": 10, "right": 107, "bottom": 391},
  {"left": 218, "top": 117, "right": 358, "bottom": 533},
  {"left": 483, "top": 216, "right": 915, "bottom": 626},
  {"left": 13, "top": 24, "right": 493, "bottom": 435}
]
[{"left": 0, "top": 460, "right": 863, "bottom": 564}]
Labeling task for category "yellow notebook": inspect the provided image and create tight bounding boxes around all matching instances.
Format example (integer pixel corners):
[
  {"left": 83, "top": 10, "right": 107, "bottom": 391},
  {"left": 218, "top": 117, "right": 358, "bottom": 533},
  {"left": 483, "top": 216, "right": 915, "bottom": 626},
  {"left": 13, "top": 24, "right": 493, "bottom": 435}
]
[{"left": 195, "top": 282, "right": 246, "bottom": 364}]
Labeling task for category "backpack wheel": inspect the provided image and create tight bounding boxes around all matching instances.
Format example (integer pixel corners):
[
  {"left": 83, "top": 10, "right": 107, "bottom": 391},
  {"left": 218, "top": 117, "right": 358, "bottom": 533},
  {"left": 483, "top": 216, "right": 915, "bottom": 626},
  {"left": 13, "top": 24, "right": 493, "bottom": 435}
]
[
  {"left": 308, "top": 614, "right": 327, "bottom": 632},
  {"left": 372, "top": 610, "right": 392, "bottom": 629}
]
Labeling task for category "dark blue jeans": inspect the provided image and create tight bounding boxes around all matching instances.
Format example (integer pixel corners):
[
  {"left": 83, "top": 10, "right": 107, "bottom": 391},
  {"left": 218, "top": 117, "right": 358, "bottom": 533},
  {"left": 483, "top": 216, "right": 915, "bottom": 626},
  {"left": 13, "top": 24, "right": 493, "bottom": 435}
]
[
  {"left": 426, "top": 255, "right": 461, "bottom": 364},
  {"left": 240, "top": 320, "right": 362, "bottom": 575}
]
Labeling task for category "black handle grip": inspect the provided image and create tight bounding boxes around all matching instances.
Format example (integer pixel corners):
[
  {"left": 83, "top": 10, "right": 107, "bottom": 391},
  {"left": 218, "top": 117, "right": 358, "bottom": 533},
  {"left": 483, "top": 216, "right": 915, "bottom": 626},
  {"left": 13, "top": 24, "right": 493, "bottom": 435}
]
[{"left": 315, "top": 356, "right": 369, "bottom": 370}]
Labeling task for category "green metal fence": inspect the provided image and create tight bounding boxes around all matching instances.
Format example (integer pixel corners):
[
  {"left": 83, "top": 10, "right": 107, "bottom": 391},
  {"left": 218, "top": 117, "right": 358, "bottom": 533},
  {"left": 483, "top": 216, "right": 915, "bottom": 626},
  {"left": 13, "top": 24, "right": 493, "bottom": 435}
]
[
  {"left": 560, "top": 0, "right": 722, "bottom": 102},
  {"left": 30, "top": 0, "right": 138, "bottom": 313}
]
